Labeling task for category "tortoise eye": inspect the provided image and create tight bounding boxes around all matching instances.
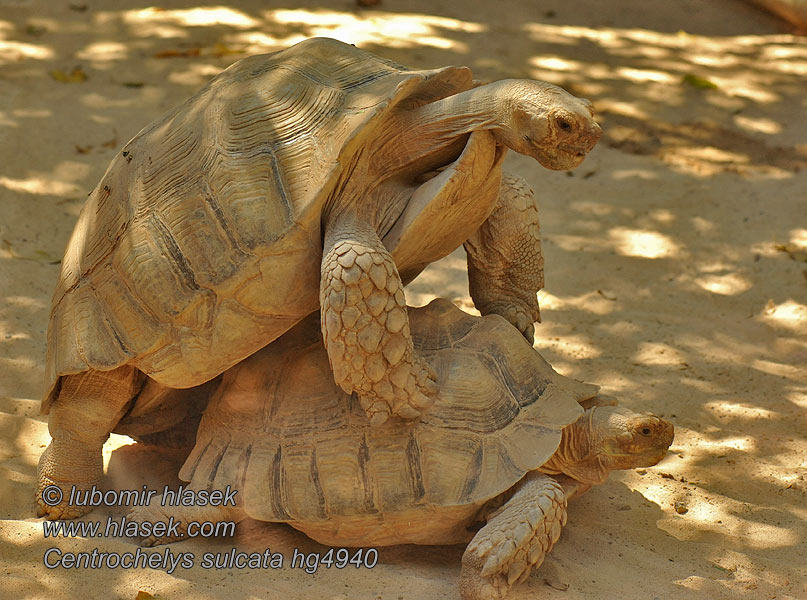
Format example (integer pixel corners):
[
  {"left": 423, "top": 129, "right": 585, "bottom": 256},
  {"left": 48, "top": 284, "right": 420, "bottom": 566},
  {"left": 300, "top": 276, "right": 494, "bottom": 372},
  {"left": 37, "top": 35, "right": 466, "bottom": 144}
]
[{"left": 557, "top": 118, "right": 572, "bottom": 132}]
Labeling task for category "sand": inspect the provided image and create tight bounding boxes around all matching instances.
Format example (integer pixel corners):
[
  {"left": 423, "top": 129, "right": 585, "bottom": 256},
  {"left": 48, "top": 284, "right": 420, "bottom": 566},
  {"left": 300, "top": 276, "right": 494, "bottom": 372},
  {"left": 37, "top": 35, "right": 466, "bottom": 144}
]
[{"left": 1, "top": 1, "right": 805, "bottom": 599}]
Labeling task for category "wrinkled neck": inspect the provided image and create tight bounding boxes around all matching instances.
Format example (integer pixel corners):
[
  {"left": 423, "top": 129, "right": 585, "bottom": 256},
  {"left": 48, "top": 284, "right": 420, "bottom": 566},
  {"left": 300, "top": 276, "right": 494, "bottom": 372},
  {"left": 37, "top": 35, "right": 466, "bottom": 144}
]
[
  {"left": 540, "top": 410, "right": 610, "bottom": 486},
  {"left": 401, "top": 84, "right": 504, "bottom": 136},
  {"left": 371, "top": 83, "right": 507, "bottom": 177}
]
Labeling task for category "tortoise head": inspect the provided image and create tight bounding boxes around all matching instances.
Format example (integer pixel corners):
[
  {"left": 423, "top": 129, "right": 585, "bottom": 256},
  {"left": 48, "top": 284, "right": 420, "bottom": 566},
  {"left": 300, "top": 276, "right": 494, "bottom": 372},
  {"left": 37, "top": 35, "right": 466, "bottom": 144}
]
[
  {"left": 547, "top": 405, "right": 674, "bottom": 485},
  {"left": 593, "top": 406, "right": 675, "bottom": 470},
  {"left": 491, "top": 80, "right": 602, "bottom": 170}
]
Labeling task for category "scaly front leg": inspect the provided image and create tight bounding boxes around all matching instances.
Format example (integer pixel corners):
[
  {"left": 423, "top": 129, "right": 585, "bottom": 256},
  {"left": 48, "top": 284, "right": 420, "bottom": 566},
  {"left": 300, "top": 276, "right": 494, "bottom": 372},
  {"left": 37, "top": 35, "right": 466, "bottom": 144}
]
[
  {"left": 459, "top": 473, "right": 568, "bottom": 600},
  {"left": 464, "top": 173, "right": 543, "bottom": 343},
  {"left": 321, "top": 215, "right": 438, "bottom": 424}
]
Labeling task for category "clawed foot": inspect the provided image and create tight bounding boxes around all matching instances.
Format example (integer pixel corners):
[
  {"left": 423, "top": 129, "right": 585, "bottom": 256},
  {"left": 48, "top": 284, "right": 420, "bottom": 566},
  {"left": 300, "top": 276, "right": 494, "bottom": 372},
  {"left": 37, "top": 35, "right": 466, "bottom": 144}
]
[
  {"left": 459, "top": 475, "right": 567, "bottom": 600},
  {"left": 459, "top": 551, "right": 510, "bottom": 600},
  {"left": 36, "top": 479, "right": 93, "bottom": 520},
  {"left": 36, "top": 441, "right": 102, "bottom": 520},
  {"left": 484, "top": 302, "right": 539, "bottom": 344}
]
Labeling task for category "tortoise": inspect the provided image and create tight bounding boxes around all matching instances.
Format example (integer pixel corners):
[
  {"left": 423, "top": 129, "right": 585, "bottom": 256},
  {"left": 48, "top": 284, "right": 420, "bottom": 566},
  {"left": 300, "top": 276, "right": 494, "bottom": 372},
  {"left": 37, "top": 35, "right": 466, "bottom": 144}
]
[
  {"left": 130, "top": 299, "right": 673, "bottom": 599},
  {"left": 38, "top": 37, "right": 602, "bottom": 518}
]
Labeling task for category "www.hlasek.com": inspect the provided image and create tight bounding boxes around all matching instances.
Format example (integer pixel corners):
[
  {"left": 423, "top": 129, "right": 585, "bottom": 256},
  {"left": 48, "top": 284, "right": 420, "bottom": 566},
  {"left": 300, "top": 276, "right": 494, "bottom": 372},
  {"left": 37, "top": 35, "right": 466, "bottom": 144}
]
[{"left": 40, "top": 485, "right": 378, "bottom": 574}]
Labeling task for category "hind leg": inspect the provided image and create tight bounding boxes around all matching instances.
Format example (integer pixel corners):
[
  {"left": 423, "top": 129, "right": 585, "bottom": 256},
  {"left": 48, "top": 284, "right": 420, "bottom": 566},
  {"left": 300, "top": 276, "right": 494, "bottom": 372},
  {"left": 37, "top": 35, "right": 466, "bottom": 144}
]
[
  {"left": 37, "top": 366, "right": 143, "bottom": 519},
  {"left": 465, "top": 173, "right": 543, "bottom": 344}
]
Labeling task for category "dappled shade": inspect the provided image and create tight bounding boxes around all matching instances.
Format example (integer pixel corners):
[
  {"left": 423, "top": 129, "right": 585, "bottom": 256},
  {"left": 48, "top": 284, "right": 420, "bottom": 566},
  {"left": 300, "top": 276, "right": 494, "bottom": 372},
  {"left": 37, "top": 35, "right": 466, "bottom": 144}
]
[{"left": 1, "top": 2, "right": 805, "bottom": 599}]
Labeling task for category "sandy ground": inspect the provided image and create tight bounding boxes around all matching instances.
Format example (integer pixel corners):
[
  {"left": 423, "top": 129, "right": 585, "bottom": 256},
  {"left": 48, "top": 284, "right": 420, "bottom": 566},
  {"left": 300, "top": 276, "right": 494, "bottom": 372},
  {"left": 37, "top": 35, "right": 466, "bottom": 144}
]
[{"left": 1, "top": 1, "right": 806, "bottom": 599}]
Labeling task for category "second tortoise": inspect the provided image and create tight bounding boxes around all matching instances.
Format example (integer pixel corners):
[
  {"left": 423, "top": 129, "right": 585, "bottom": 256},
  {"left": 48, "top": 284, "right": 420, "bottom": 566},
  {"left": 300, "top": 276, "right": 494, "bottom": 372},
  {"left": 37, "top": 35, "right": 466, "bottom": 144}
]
[{"left": 133, "top": 300, "right": 673, "bottom": 600}]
